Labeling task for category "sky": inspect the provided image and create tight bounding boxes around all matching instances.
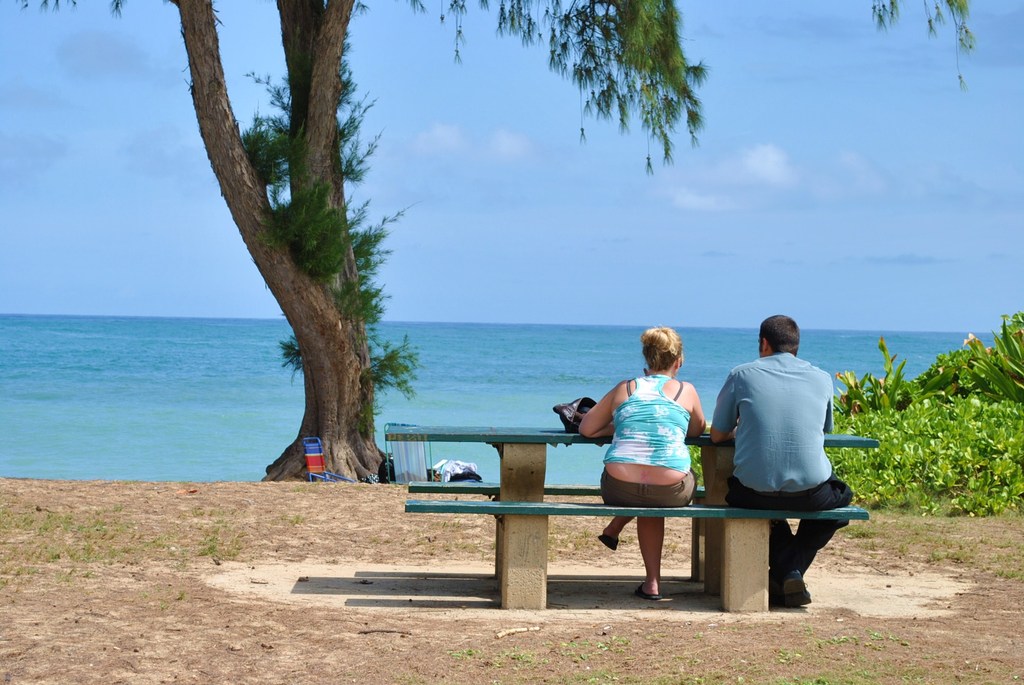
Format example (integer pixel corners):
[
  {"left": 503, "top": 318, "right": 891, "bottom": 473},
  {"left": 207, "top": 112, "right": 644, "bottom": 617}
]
[{"left": 1, "top": 1, "right": 1021, "bottom": 334}]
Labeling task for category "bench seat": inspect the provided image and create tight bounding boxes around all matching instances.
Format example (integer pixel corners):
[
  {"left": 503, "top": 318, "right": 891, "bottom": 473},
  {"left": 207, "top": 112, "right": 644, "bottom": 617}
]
[
  {"left": 406, "top": 481, "right": 705, "bottom": 499},
  {"left": 409, "top": 483, "right": 709, "bottom": 587},
  {"left": 407, "top": 481, "right": 601, "bottom": 496},
  {"left": 405, "top": 498, "right": 868, "bottom": 612},
  {"left": 405, "top": 499, "right": 867, "bottom": 520}
]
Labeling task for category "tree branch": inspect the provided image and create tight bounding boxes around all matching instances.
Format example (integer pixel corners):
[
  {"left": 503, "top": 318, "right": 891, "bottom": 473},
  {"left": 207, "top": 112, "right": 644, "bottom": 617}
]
[{"left": 307, "top": 0, "right": 356, "bottom": 187}]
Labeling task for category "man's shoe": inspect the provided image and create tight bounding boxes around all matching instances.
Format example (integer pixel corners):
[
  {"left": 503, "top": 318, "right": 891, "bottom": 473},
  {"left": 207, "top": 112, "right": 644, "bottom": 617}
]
[
  {"left": 782, "top": 570, "right": 812, "bottom": 608},
  {"left": 768, "top": 576, "right": 785, "bottom": 607}
]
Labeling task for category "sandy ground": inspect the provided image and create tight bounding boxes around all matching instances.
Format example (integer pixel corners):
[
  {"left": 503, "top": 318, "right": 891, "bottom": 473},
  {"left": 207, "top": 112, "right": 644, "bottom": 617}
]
[
  {"left": 1, "top": 479, "right": 1021, "bottom": 684},
  {"left": 206, "top": 560, "right": 968, "bottom": 621}
]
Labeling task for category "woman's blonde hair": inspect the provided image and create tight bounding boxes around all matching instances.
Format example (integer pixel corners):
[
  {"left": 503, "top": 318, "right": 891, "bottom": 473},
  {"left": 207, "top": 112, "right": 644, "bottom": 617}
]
[{"left": 641, "top": 326, "right": 683, "bottom": 372}]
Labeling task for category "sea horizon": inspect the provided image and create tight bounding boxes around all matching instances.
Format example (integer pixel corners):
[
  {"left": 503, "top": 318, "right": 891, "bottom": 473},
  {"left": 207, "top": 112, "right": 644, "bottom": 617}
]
[
  {"left": 0, "top": 311, "right": 984, "bottom": 336},
  {"left": 0, "top": 314, "right": 986, "bottom": 484}
]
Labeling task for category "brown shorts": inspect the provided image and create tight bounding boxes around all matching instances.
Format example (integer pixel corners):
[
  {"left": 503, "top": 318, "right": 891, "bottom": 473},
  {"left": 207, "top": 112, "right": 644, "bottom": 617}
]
[{"left": 600, "top": 468, "right": 697, "bottom": 508}]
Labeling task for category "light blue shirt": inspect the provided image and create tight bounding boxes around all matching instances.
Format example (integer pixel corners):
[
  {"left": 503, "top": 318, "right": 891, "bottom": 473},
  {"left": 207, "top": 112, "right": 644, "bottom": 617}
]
[{"left": 712, "top": 353, "right": 833, "bottom": 492}]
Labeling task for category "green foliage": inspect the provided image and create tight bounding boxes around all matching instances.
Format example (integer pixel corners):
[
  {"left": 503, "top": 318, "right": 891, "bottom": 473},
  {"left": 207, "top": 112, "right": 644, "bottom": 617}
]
[
  {"left": 458, "top": 0, "right": 707, "bottom": 168},
  {"left": 962, "top": 313, "right": 1024, "bottom": 403},
  {"left": 837, "top": 313, "right": 1024, "bottom": 416},
  {"left": 872, "top": 0, "right": 974, "bottom": 88},
  {"left": 240, "top": 115, "right": 291, "bottom": 189},
  {"left": 832, "top": 313, "right": 1024, "bottom": 516},
  {"left": 332, "top": 200, "right": 399, "bottom": 323},
  {"left": 912, "top": 347, "right": 977, "bottom": 401},
  {"left": 280, "top": 327, "right": 418, "bottom": 395},
  {"left": 369, "top": 334, "right": 418, "bottom": 398},
  {"left": 264, "top": 181, "right": 348, "bottom": 282},
  {"left": 279, "top": 336, "right": 302, "bottom": 378},
  {"left": 835, "top": 337, "right": 914, "bottom": 414},
  {"left": 834, "top": 397, "right": 1024, "bottom": 516}
]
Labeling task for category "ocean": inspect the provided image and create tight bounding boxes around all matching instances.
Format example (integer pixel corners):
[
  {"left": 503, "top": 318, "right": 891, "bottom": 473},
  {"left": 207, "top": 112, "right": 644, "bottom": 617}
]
[{"left": 0, "top": 315, "right": 974, "bottom": 484}]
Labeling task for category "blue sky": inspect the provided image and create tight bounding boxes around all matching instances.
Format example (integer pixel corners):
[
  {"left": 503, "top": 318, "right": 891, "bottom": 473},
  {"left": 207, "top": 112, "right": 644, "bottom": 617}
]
[{"left": 1, "top": 1, "right": 1021, "bottom": 333}]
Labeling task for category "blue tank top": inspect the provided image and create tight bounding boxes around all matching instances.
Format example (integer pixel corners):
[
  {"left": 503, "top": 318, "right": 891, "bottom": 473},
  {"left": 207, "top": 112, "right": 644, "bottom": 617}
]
[{"left": 603, "top": 375, "right": 691, "bottom": 472}]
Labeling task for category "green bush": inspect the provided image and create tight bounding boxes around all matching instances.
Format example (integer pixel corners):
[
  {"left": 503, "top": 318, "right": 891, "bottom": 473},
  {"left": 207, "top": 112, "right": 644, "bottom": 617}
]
[
  {"left": 834, "top": 398, "right": 1024, "bottom": 516},
  {"left": 913, "top": 347, "right": 977, "bottom": 400},
  {"left": 832, "top": 312, "right": 1024, "bottom": 516}
]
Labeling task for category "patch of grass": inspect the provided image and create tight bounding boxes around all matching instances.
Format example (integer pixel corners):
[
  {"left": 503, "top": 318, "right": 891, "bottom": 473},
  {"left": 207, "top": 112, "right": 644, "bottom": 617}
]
[
  {"left": 1, "top": 498, "right": 213, "bottom": 591},
  {"left": 844, "top": 512, "right": 1024, "bottom": 581},
  {"left": 546, "top": 670, "right": 627, "bottom": 684},
  {"left": 556, "top": 637, "right": 630, "bottom": 663},
  {"left": 197, "top": 525, "right": 245, "bottom": 560},
  {"left": 994, "top": 550, "right": 1024, "bottom": 580},
  {"left": 552, "top": 528, "right": 597, "bottom": 552},
  {"left": 0, "top": 505, "right": 157, "bottom": 567},
  {"left": 762, "top": 666, "right": 933, "bottom": 684},
  {"left": 55, "top": 568, "right": 95, "bottom": 583},
  {"left": 929, "top": 544, "right": 974, "bottom": 564},
  {"left": 490, "top": 647, "right": 546, "bottom": 668},
  {"left": 777, "top": 648, "right": 804, "bottom": 664},
  {"left": 842, "top": 524, "right": 876, "bottom": 539},
  {"left": 0, "top": 564, "right": 40, "bottom": 588},
  {"left": 814, "top": 635, "right": 860, "bottom": 647}
]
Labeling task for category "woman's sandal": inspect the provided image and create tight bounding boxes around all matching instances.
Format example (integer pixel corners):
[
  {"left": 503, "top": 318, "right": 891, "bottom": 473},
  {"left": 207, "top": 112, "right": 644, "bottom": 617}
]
[
  {"left": 598, "top": 534, "right": 619, "bottom": 551},
  {"left": 634, "top": 583, "right": 663, "bottom": 601}
]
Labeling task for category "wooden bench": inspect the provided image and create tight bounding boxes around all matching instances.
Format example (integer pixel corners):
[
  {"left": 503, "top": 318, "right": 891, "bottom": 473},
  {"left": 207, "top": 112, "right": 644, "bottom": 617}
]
[{"left": 405, "top": 498, "right": 869, "bottom": 612}]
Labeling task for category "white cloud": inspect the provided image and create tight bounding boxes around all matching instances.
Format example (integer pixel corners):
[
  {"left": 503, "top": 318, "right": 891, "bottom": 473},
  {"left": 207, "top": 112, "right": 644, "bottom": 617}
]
[
  {"left": 836, "top": 151, "right": 887, "bottom": 193},
  {"left": 658, "top": 143, "right": 797, "bottom": 211},
  {"left": 487, "top": 128, "right": 534, "bottom": 161},
  {"left": 410, "top": 124, "right": 535, "bottom": 162},
  {"left": 806, "top": 151, "right": 888, "bottom": 201},
  {"left": 738, "top": 143, "right": 798, "bottom": 187},
  {"left": 411, "top": 123, "right": 468, "bottom": 155},
  {"left": 667, "top": 187, "right": 732, "bottom": 211},
  {"left": 667, "top": 143, "right": 798, "bottom": 199}
]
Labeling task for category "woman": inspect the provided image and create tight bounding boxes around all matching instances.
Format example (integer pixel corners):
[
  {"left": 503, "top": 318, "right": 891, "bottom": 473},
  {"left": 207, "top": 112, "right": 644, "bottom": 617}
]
[{"left": 579, "top": 326, "right": 706, "bottom": 600}]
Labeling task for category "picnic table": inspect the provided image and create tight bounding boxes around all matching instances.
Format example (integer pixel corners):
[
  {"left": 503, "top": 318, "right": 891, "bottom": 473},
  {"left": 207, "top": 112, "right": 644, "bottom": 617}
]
[{"left": 387, "top": 426, "right": 877, "bottom": 610}]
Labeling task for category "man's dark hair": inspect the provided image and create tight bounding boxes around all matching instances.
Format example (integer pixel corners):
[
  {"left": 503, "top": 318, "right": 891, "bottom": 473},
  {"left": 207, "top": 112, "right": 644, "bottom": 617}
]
[{"left": 760, "top": 315, "right": 800, "bottom": 355}]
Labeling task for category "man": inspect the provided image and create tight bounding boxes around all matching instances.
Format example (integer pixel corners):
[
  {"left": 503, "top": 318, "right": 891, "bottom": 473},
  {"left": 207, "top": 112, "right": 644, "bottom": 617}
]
[{"left": 710, "top": 315, "right": 854, "bottom": 608}]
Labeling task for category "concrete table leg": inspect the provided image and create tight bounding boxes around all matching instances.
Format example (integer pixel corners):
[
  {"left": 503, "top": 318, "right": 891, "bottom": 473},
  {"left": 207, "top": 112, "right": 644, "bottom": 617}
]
[
  {"left": 494, "top": 514, "right": 504, "bottom": 580},
  {"left": 721, "top": 518, "right": 770, "bottom": 612},
  {"left": 498, "top": 513, "right": 549, "bottom": 609},
  {"left": 690, "top": 518, "right": 704, "bottom": 582},
  {"left": 497, "top": 443, "right": 548, "bottom": 609},
  {"left": 690, "top": 489, "right": 706, "bottom": 581},
  {"left": 700, "top": 444, "right": 734, "bottom": 596}
]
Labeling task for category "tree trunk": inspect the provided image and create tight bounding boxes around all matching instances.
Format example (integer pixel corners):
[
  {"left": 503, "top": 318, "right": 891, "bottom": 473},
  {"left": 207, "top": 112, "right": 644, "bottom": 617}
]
[{"left": 175, "top": 0, "right": 380, "bottom": 481}]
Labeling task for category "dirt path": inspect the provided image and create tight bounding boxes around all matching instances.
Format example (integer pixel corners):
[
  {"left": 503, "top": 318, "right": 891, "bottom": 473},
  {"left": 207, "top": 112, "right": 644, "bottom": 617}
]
[{"left": 1, "top": 479, "right": 1021, "bottom": 684}]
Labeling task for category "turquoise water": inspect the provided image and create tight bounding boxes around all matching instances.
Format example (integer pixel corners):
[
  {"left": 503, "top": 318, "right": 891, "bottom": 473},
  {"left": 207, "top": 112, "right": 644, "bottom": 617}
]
[{"left": 0, "top": 315, "right": 973, "bottom": 483}]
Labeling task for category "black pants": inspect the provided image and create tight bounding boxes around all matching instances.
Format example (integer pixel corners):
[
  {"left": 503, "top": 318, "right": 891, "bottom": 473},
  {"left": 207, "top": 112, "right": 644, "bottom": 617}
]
[{"left": 725, "top": 475, "right": 854, "bottom": 583}]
